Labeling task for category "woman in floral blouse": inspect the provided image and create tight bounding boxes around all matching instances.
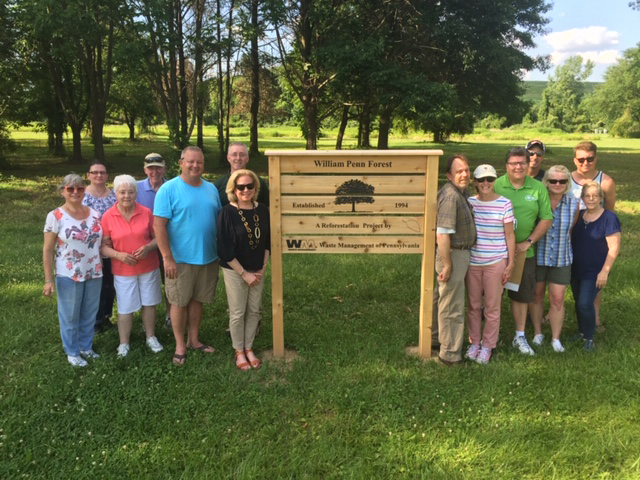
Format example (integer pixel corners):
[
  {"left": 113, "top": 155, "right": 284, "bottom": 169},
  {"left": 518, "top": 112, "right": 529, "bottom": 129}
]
[
  {"left": 82, "top": 160, "right": 117, "bottom": 332},
  {"left": 43, "top": 174, "right": 103, "bottom": 367}
]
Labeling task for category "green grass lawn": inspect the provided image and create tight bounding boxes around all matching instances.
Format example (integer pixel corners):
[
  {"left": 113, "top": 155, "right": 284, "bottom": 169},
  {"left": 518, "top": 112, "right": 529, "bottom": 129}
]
[{"left": 1, "top": 126, "right": 640, "bottom": 478}]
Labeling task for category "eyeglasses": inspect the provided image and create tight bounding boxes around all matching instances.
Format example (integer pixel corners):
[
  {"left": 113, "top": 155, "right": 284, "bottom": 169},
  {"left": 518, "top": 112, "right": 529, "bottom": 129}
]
[
  {"left": 528, "top": 151, "right": 544, "bottom": 157},
  {"left": 507, "top": 161, "right": 528, "bottom": 168},
  {"left": 89, "top": 171, "right": 107, "bottom": 175},
  {"left": 576, "top": 156, "right": 596, "bottom": 164},
  {"left": 236, "top": 183, "right": 255, "bottom": 191},
  {"left": 475, "top": 177, "right": 496, "bottom": 183},
  {"left": 63, "top": 186, "right": 86, "bottom": 193},
  {"left": 548, "top": 179, "right": 568, "bottom": 185},
  {"left": 583, "top": 194, "right": 601, "bottom": 200}
]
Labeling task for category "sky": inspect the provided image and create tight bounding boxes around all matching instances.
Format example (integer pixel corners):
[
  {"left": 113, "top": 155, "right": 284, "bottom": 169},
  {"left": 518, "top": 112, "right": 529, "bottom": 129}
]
[{"left": 526, "top": 0, "right": 640, "bottom": 82}]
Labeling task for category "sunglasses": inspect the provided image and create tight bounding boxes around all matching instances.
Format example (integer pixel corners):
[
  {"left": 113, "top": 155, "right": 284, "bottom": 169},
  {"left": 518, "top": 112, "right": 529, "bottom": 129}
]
[
  {"left": 576, "top": 156, "right": 595, "bottom": 164},
  {"left": 475, "top": 177, "right": 496, "bottom": 183},
  {"left": 548, "top": 179, "right": 568, "bottom": 185},
  {"left": 528, "top": 151, "right": 544, "bottom": 157},
  {"left": 144, "top": 157, "right": 163, "bottom": 164},
  {"left": 64, "top": 186, "right": 86, "bottom": 193},
  {"left": 236, "top": 183, "right": 255, "bottom": 191}
]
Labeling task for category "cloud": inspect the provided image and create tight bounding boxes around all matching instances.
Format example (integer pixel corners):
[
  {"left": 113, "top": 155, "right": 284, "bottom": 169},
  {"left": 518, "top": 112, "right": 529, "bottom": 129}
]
[
  {"left": 550, "top": 49, "right": 621, "bottom": 66},
  {"left": 545, "top": 26, "right": 619, "bottom": 53}
]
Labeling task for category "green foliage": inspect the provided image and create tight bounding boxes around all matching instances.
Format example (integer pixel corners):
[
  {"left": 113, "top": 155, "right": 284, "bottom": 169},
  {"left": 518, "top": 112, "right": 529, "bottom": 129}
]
[
  {"left": 537, "top": 56, "right": 594, "bottom": 132},
  {"left": 586, "top": 44, "right": 640, "bottom": 138}
]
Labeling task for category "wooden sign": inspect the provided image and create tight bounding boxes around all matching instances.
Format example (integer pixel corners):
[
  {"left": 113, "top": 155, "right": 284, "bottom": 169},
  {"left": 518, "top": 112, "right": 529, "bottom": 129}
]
[{"left": 267, "top": 150, "right": 442, "bottom": 359}]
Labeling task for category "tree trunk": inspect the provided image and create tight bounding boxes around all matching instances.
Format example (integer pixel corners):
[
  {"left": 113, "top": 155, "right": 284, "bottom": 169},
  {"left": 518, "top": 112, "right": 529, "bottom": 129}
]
[
  {"left": 377, "top": 106, "right": 392, "bottom": 150},
  {"left": 249, "top": 0, "right": 260, "bottom": 156},
  {"left": 304, "top": 101, "right": 318, "bottom": 150},
  {"left": 358, "top": 103, "right": 371, "bottom": 148},
  {"left": 335, "top": 104, "right": 350, "bottom": 150},
  {"left": 69, "top": 122, "right": 84, "bottom": 164},
  {"left": 215, "top": 0, "right": 226, "bottom": 166},
  {"left": 126, "top": 114, "right": 136, "bottom": 140}
]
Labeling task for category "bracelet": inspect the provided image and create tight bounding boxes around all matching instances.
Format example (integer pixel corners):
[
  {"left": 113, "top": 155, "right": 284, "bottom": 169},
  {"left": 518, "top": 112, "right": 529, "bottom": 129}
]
[{"left": 239, "top": 269, "right": 245, "bottom": 276}]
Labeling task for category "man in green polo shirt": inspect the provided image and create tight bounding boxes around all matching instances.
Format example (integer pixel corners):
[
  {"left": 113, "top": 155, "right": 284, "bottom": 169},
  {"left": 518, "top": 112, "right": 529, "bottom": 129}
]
[{"left": 495, "top": 147, "right": 552, "bottom": 356}]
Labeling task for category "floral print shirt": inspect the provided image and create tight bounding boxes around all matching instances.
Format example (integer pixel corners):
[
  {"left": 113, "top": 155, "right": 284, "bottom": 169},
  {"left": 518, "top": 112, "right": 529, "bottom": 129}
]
[
  {"left": 44, "top": 207, "right": 103, "bottom": 282},
  {"left": 82, "top": 191, "right": 116, "bottom": 217}
]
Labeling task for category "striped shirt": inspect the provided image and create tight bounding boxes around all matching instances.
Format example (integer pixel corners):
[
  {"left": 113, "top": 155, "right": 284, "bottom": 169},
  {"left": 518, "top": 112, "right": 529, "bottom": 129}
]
[
  {"left": 537, "top": 194, "right": 579, "bottom": 267},
  {"left": 468, "top": 196, "right": 514, "bottom": 266}
]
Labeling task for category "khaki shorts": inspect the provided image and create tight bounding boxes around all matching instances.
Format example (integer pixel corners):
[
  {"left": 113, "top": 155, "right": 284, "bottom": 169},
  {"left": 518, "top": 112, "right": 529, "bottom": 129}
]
[
  {"left": 165, "top": 260, "right": 219, "bottom": 307},
  {"left": 508, "top": 257, "right": 536, "bottom": 303},
  {"left": 535, "top": 265, "right": 571, "bottom": 286}
]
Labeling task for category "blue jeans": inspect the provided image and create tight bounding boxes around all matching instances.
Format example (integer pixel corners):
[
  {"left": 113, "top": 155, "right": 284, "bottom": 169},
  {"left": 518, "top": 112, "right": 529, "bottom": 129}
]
[
  {"left": 56, "top": 276, "right": 102, "bottom": 356},
  {"left": 570, "top": 276, "right": 600, "bottom": 341}
]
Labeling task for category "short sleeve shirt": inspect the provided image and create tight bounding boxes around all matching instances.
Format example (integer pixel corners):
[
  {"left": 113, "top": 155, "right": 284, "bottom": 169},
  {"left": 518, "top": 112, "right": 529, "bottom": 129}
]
[
  {"left": 154, "top": 176, "right": 221, "bottom": 265},
  {"left": 136, "top": 178, "right": 165, "bottom": 211},
  {"left": 468, "top": 196, "right": 514, "bottom": 266},
  {"left": 571, "top": 209, "right": 621, "bottom": 280},
  {"left": 494, "top": 175, "right": 553, "bottom": 258},
  {"left": 101, "top": 203, "right": 160, "bottom": 276},
  {"left": 436, "top": 182, "right": 476, "bottom": 248},
  {"left": 44, "top": 207, "right": 103, "bottom": 281},
  {"left": 82, "top": 191, "right": 116, "bottom": 217}
]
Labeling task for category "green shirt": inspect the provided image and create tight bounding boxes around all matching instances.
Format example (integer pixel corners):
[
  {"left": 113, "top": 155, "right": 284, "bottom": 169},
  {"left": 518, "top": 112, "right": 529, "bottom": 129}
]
[{"left": 494, "top": 174, "right": 552, "bottom": 258}]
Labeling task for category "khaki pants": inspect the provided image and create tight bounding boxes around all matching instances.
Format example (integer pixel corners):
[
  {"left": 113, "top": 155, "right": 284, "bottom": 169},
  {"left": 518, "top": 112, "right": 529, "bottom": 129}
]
[
  {"left": 222, "top": 268, "right": 265, "bottom": 351},
  {"left": 435, "top": 249, "right": 470, "bottom": 362}
]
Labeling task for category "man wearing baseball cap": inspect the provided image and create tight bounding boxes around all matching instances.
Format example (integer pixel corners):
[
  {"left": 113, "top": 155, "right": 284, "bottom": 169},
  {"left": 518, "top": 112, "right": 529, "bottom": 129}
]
[
  {"left": 137, "top": 153, "right": 172, "bottom": 328},
  {"left": 525, "top": 140, "right": 546, "bottom": 181}
]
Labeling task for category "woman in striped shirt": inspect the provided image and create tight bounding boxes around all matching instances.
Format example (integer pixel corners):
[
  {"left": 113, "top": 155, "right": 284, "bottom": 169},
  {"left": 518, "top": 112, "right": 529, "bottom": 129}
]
[
  {"left": 530, "top": 165, "right": 579, "bottom": 353},
  {"left": 465, "top": 165, "right": 515, "bottom": 364}
]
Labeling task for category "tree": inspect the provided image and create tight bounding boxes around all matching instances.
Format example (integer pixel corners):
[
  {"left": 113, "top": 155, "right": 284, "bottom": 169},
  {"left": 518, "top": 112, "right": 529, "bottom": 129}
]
[
  {"left": 335, "top": 179, "right": 375, "bottom": 212},
  {"left": 586, "top": 44, "right": 640, "bottom": 137},
  {"left": 537, "top": 56, "right": 594, "bottom": 132}
]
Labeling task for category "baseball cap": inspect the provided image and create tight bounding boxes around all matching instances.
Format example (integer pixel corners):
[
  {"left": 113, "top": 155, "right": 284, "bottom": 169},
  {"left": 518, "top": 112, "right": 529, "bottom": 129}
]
[
  {"left": 525, "top": 140, "right": 546, "bottom": 153},
  {"left": 144, "top": 153, "right": 165, "bottom": 167},
  {"left": 473, "top": 164, "right": 497, "bottom": 179}
]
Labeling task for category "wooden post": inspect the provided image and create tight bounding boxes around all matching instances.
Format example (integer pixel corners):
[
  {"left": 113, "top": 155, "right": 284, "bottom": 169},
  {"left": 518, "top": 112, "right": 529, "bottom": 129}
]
[{"left": 269, "top": 156, "right": 285, "bottom": 357}]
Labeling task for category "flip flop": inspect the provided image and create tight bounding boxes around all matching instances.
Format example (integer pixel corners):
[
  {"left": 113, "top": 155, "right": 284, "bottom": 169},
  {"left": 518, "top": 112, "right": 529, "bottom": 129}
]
[
  {"left": 172, "top": 353, "right": 186, "bottom": 366},
  {"left": 245, "top": 349, "right": 262, "bottom": 369},
  {"left": 190, "top": 344, "right": 215, "bottom": 353},
  {"left": 235, "top": 351, "right": 250, "bottom": 371}
]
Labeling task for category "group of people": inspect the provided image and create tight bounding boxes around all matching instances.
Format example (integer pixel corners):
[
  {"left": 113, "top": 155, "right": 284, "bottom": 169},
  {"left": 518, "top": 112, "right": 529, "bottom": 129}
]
[
  {"left": 43, "top": 143, "right": 271, "bottom": 370},
  {"left": 433, "top": 141, "right": 621, "bottom": 365}
]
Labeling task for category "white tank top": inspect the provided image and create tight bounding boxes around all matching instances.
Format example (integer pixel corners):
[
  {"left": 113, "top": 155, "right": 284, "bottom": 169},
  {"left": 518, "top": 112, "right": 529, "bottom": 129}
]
[{"left": 571, "top": 170, "right": 604, "bottom": 209}]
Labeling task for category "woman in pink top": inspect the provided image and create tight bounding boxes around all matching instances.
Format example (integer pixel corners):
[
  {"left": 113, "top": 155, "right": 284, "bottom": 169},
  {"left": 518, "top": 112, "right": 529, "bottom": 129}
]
[
  {"left": 465, "top": 165, "right": 516, "bottom": 364},
  {"left": 101, "top": 175, "right": 163, "bottom": 358}
]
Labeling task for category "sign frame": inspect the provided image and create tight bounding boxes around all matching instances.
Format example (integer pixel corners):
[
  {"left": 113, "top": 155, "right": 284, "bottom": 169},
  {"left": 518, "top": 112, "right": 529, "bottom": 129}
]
[{"left": 267, "top": 150, "right": 442, "bottom": 359}]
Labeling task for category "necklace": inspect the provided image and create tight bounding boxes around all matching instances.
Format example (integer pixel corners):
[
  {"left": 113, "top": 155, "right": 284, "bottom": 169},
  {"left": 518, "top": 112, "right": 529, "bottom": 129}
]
[{"left": 237, "top": 204, "right": 261, "bottom": 250}]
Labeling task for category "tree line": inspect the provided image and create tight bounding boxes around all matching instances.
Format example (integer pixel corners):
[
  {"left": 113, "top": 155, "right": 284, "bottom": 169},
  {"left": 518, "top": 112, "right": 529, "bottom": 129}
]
[{"left": 0, "top": 0, "right": 636, "bottom": 168}]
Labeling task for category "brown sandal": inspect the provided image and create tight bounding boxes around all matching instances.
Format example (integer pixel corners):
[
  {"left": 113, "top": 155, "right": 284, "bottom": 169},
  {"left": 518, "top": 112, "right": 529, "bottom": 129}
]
[
  {"left": 235, "top": 350, "right": 250, "bottom": 371},
  {"left": 245, "top": 349, "right": 261, "bottom": 369}
]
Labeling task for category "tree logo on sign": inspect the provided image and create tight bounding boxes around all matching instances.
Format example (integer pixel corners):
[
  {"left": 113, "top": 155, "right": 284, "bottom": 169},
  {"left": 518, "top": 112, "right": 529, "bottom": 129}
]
[{"left": 335, "top": 179, "right": 375, "bottom": 212}]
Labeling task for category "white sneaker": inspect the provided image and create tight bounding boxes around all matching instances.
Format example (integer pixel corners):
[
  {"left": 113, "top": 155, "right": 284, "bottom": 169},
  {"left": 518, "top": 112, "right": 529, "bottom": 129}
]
[
  {"left": 146, "top": 336, "right": 164, "bottom": 353},
  {"left": 551, "top": 339, "right": 565, "bottom": 353},
  {"left": 68, "top": 355, "right": 88, "bottom": 367},
  {"left": 117, "top": 343, "right": 130, "bottom": 358},
  {"left": 532, "top": 334, "right": 544, "bottom": 345},
  {"left": 476, "top": 347, "right": 492, "bottom": 365},
  {"left": 80, "top": 349, "right": 100, "bottom": 359},
  {"left": 512, "top": 335, "right": 535, "bottom": 356}
]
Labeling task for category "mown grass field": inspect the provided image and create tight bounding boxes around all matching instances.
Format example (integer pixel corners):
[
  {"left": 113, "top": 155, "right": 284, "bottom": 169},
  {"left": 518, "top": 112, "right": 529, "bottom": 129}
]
[{"left": 1, "top": 125, "right": 639, "bottom": 478}]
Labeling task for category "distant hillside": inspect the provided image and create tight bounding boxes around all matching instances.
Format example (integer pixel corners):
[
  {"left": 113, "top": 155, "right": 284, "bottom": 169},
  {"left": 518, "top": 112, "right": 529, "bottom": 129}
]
[{"left": 522, "top": 81, "right": 602, "bottom": 105}]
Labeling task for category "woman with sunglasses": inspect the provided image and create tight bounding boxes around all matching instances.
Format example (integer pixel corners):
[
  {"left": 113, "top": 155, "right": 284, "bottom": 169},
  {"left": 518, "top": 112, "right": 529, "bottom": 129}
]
[
  {"left": 530, "top": 166, "right": 579, "bottom": 352},
  {"left": 43, "top": 174, "right": 103, "bottom": 367},
  {"left": 464, "top": 165, "right": 515, "bottom": 364},
  {"left": 570, "top": 182, "right": 621, "bottom": 351},
  {"left": 82, "top": 160, "right": 117, "bottom": 333},
  {"left": 217, "top": 169, "right": 270, "bottom": 370}
]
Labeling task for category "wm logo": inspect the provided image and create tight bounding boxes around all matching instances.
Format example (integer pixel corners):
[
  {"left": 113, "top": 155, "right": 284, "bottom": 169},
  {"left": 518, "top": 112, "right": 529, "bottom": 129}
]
[{"left": 285, "top": 239, "right": 317, "bottom": 251}]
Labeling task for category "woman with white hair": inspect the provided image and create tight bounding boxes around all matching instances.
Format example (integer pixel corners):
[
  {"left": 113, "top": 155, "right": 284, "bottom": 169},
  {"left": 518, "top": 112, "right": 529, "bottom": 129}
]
[
  {"left": 43, "top": 173, "right": 103, "bottom": 367},
  {"left": 101, "top": 175, "right": 163, "bottom": 357},
  {"left": 530, "top": 165, "right": 580, "bottom": 353}
]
